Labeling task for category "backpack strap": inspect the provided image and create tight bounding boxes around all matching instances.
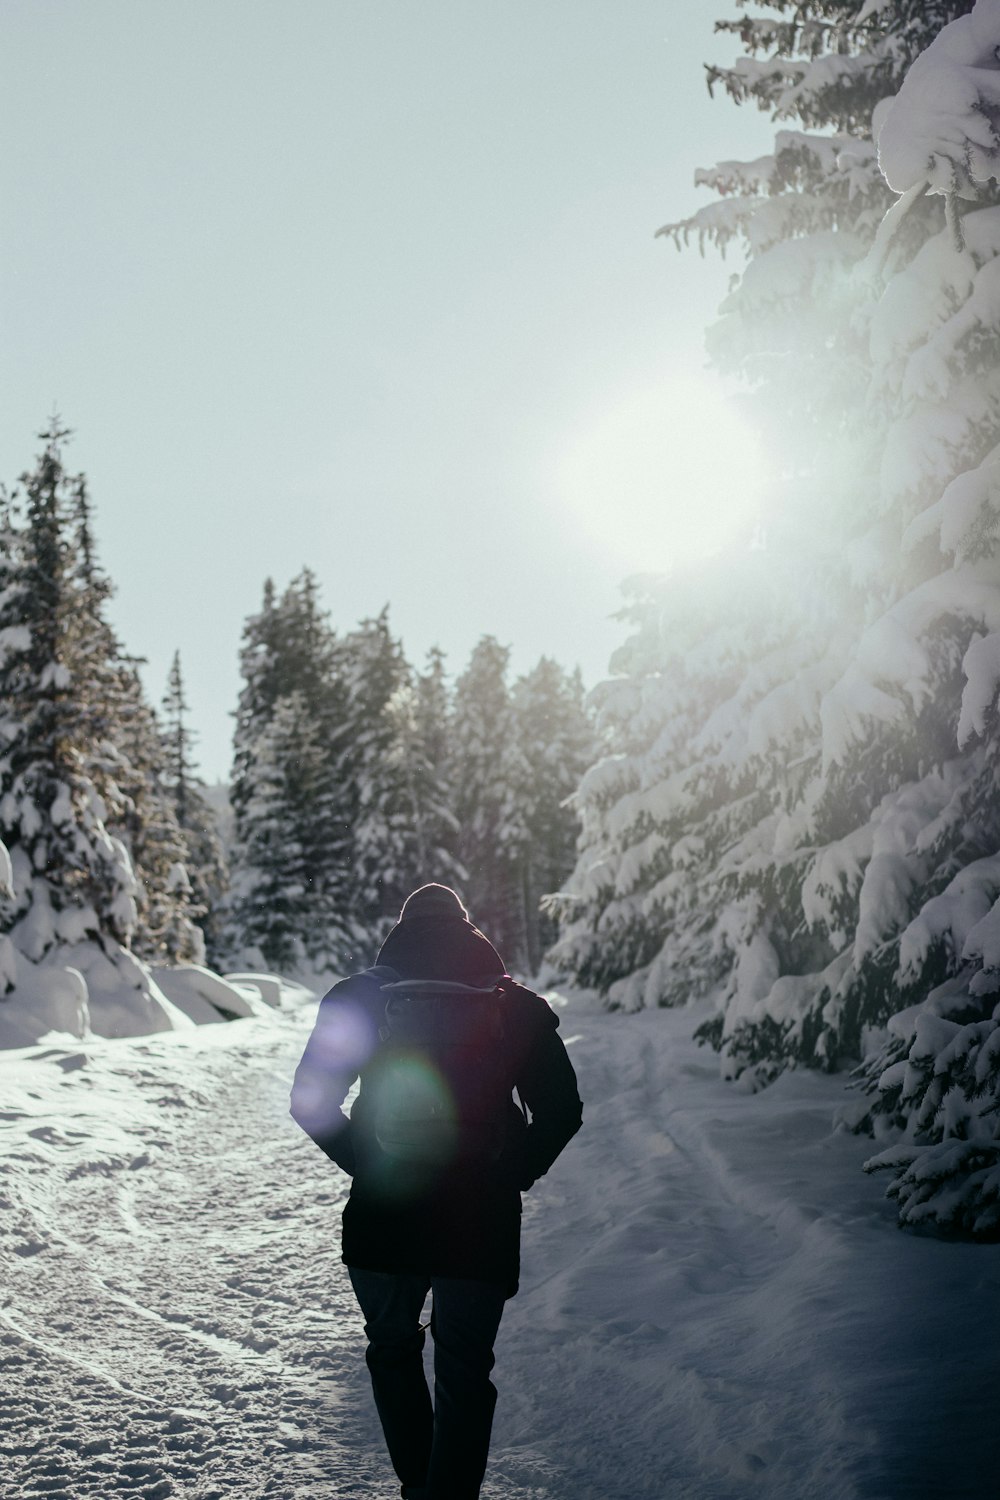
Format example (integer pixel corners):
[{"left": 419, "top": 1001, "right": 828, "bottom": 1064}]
[
  {"left": 377, "top": 978, "right": 505, "bottom": 1046},
  {"left": 379, "top": 979, "right": 500, "bottom": 997}
]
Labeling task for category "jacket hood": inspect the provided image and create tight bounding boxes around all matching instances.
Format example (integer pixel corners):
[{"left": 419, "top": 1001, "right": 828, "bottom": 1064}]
[{"left": 376, "top": 911, "right": 504, "bottom": 985}]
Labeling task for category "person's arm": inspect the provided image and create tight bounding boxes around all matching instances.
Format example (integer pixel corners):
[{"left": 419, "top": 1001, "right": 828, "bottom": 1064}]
[
  {"left": 289, "top": 977, "right": 384, "bottom": 1174},
  {"left": 508, "top": 987, "right": 583, "bottom": 1190}
]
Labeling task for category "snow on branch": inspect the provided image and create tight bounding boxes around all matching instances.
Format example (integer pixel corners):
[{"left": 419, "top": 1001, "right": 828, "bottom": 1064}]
[
  {"left": 958, "top": 630, "right": 1000, "bottom": 745},
  {"left": 694, "top": 155, "right": 775, "bottom": 198},
  {"left": 904, "top": 445, "right": 1000, "bottom": 567},
  {"left": 821, "top": 563, "right": 1000, "bottom": 768},
  {"left": 877, "top": 0, "right": 1000, "bottom": 201},
  {"left": 660, "top": 130, "right": 884, "bottom": 257}
]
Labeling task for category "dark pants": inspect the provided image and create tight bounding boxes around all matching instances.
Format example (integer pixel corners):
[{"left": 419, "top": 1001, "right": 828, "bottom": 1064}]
[{"left": 348, "top": 1267, "right": 507, "bottom": 1500}]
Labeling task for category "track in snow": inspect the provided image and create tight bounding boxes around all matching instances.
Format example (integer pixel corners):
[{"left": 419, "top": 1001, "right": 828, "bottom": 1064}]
[{"left": 2, "top": 1020, "right": 383, "bottom": 1499}]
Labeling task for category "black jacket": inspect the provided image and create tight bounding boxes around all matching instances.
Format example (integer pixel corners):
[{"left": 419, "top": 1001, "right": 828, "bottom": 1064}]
[{"left": 290, "top": 914, "right": 583, "bottom": 1295}]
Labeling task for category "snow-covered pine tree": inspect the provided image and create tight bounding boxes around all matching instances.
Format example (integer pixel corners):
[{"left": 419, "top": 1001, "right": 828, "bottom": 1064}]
[
  {"left": 550, "top": 551, "right": 825, "bottom": 1014},
  {"left": 228, "top": 690, "right": 342, "bottom": 973},
  {"left": 697, "top": 0, "right": 1000, "bottom": 1122},
  {"left": 340, "top": 607, "right": 417, "bottom": 953},
  {"left": 553, "top": 2, "right": 909, "bottom": 1015},
  {"left": 0, "top": 490, "right": 25, "bottom": 997},
  {"left": 59, "top": 463, "right": 206, "bottom": 966},
  {"left": 512, "top": 658, "right": 597, "bottom": 973},
  {"left": 837, "top": 0, "right": 1000, "bottom": 1236},
  {"left": 161, "top": 650, "right": 229, "bottom": 965},
  {"left": 0, "top": 425, "right": 140, "bottom": 994},
  {"left": 229, "top": 570, "right": 354, "bottom": 971},
  {"left": 230, "top": 575, "right": 280, "bottom": 843},
  {"left": 673, "top": 4, "right": 1000, "bottom": 1098},
  {"left": 231, "top": 573, "right": 340, "bottom": 853},
  {"left": 106, "top": 656, "right": 208, "bottom": 965},
  {"left": 558, "top": 0, "right": 1000, "bottom": 1231},
  {"left": 332, "top": 637, "right": 477, "bottom": 956},
  {"left": 404, "top": 645, "right": 465, "bottom": 886},
  {"left": 451, "top": 636, "right": 530, "bottom": 969}
]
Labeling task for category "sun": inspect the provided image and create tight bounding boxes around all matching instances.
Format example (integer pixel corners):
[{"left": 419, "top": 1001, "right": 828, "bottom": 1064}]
[{"left": 550, "top": 372, "right": 768, "bottom": 574}]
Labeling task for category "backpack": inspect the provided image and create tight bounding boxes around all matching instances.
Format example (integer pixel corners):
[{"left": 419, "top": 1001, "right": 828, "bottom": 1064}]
[{"left": 370, "top": 977, "right": 515, "bottom": 1168}]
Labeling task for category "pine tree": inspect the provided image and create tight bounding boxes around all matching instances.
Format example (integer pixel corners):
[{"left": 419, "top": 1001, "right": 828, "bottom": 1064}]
[
  {"left": 61, "top": 465, "right": 202, "bottom": 967},
  {"left": 551, "top": 554, "right": 815, "bottom": 1011},
  {"left": 561, "top": 7, "right": 998, "bottom": 1043},
  {"left": 0, "top": 493, "right": 26, "bottom": 996},
  {"left": 229, "top": 571, "right": 354, "bottom": 971},
  {"left": 228, "top": 690, "right": 341, "bottom": 973},
  {"left": 693, "top": 0, "right": 1000, "bottom": 1091},
  {"left": 555, "top": 1, "right": 1000, "bottom": 1230},
  {"left": 230, "top": 575, "right": 280, "bottom": 843},
  {"left": 111, "top": 658, "right": 205, "bottom": 965},
  {"left": 403, "top": 646, "right": 464, "bottom": 885},
  {"left": 161, "top": 651, "right": 229, "bottom": 965},
  {"left": 553, "top": 0, "right": 907, "bottom": 1016},
  {"left": 837, "top": 1, "right": 1000, "bottom": 1233},
  {"left": 512, "top": 658, "right": 597, "bottom": 973},
  {"left": 0, "top": 423, "right": 138, "bottom": 966},
  {"left": 341, "top": 608, "right": 415, "bottom": 950},
  {"left": 451, "top": 637, "right": 529, "bottom": 968},
  {"left": 66, "top": 472, "right": 122, "bottom": 765}
]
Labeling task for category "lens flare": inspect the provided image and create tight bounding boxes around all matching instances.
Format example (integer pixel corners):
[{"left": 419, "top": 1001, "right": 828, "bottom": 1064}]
[
  {"left": 369, "top": 1053, "right": 459, "bottom": 1199},
  {"left": 550, "top": 372, "right": 767, "bottom": 574},
  {"left": 313, "top": 1001, "right": 379, "bottom": 1071}
]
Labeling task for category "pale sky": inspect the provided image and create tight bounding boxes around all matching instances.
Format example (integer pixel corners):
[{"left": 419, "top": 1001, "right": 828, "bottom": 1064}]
[{"left": 1, "top": 2, "right": 775, "bottom": 780}]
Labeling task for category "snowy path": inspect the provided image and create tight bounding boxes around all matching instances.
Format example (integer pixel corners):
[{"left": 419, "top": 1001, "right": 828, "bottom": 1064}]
[
  {"left": 1, "top": 1018, "right": 386, "bottom": 1499},
  {"left": 2, "top": 995, "right": 998, "bottom": 1500}
]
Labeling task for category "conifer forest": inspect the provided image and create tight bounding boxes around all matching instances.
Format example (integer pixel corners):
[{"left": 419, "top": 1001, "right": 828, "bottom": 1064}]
[{"left": 0, "top": 425, "right": 595, "bottom": 986}]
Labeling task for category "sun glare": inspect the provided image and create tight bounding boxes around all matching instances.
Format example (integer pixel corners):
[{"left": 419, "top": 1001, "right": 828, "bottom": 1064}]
[{"left": 551, "top": 373, "right": 768, "bottom": 575}]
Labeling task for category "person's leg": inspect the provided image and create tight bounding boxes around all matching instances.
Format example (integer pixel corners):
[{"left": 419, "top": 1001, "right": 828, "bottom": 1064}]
[
  {"left": 348, "top": 1267, "right": 433, "bottom": 1494},
  {"left": 426, "top": 1277, "right": 507, "bottom": 1500}
]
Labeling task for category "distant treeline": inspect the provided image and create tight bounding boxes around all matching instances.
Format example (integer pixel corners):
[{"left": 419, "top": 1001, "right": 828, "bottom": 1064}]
[
  {"left": 229, "top": 570, "right": 596, "bottom": 974},
  {"left": 0, "top": 423, "right": 596, "bottom": 982}
]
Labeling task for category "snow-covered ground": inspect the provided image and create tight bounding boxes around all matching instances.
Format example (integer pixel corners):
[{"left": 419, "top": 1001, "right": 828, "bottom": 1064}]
[{"left": 1, "top": 988, "right": 997, "bottom": 1500}]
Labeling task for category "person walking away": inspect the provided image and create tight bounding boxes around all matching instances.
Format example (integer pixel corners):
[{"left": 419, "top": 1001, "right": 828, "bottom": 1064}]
[{"left": 290, "top": 883, "right": 583, "bottom": 1500}]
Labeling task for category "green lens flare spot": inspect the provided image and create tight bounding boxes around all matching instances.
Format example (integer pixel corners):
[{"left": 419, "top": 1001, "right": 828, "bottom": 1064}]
[{"left": 373, "top": 1054, "right": 459, "bottom": 1176}]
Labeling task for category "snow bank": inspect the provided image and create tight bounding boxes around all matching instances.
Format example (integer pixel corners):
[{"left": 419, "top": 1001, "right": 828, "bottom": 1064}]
[
  {"left": 0, "top": 955, "right": 90, "bottom": 1049},
  {"left": 57, "top": 943, "right": 195, "bottom": 1040},
  {"left": 223, "top": 971, "right": 294, "bottom": 1009},
  {"left": 0, "top": 941, "right": 309, "bottom": 1050},
  {"left": 151, "top": 964, "right": 275, "bottom": 1023}
]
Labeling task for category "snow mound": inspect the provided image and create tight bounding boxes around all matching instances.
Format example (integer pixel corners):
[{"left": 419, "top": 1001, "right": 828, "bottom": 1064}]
[
  {"left": 0, "top": 947, "right": 195, "bottom": 1052},
  {"left": 0, "top": 956, "right": 90, "bottom": 1049},
  {"left": 223, "top": 971, "right": 298, "bottom": 1009},
  {"left": 56, "top": 943, "right": 195, "bottom": 1041},
  {"left": 0, "top": 944, "right": 302, "bottom": 1050},
  {"left": 151, "top": 964, "right": 275, "bottom": 1023}
]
